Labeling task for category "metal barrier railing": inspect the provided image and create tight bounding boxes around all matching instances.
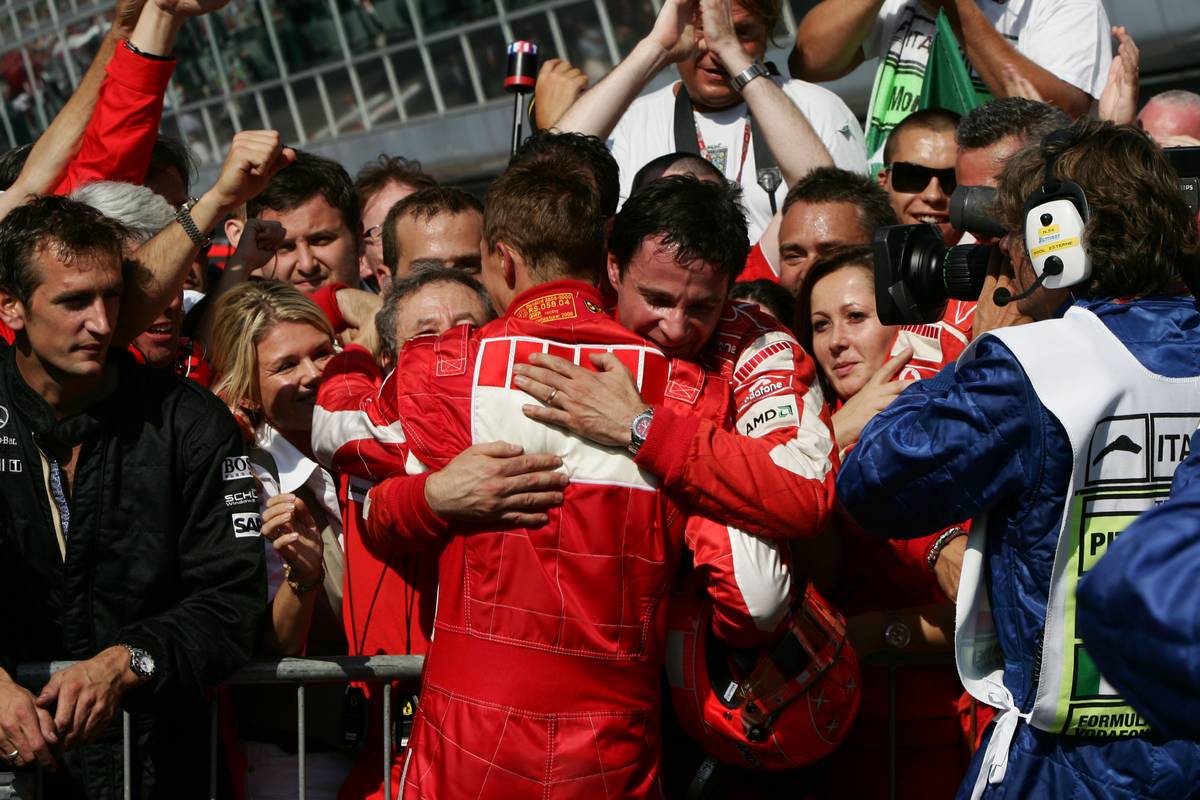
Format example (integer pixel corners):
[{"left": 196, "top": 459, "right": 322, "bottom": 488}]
[
  {"left": 8, "top": 655, "right": 424, "bottom": 800},
  {"left": 861, "top": 651, "right": 968, "bottom": 800},
  {"left": 5, "top": 652, "right": 973, "bottom": 800}
]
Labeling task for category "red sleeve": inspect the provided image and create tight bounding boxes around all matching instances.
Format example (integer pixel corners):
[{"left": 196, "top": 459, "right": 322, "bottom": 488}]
[
  {"left": 311, "top": 346, "right": 410, "bottom": 479},
  {"left": 889, "top": 521, "right": 971, "bottom": 595},
  {"left": 0, "top": 321, "right": 13, "bottom": 346},
  {"left": 308, "top": 283, "right": 349, "bottom": 333},
  {"left": 686, "top": 515, "right": 793, "bottom": 648},
  {"left": 54, "top": 42, "right": 176, "bottom": 195},
  {"left": 364, "top": 472, "right": 455, "bottom": 556},
  {"left": 738, "top": 243, "right": 779, "bottom": 283},
  {"left": 636, "top": 324, "right": 837, "bottom": 540}
]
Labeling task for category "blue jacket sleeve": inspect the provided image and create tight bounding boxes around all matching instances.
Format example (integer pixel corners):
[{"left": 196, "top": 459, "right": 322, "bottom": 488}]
[
  {"left": 1076, "top": 446, "right": 1200, "bottom": 740},
  {"left": 836, "top": 336, "right": 1042, "bottom": 537}
]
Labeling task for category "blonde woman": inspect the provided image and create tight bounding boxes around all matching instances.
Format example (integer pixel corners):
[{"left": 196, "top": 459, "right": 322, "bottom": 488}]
[{"left": 210, "top": 280, "right": 352, "bottom": 799}]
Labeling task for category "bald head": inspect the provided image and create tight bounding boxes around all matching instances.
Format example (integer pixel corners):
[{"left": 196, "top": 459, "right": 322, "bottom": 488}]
[{"left": 1138, "top": 91, "right": 1200, "bottom": 141}]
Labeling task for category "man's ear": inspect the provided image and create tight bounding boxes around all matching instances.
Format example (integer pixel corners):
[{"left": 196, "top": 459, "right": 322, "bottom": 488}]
[
  {"left": 606, "top": 252, "right": 622, "bottom": 292},
  {"left": 373, "top": 264, "right": 391, "bottom": 294},
  {"left": 0, "top": 288, "right": 27, "bottom": 332},
  {"left": 224, "top": 217, "right": 245, "bottom": 249},
  {"left": 877, "top": 168, "right": 889, "bottom": 189},
  {"left": 496, "top": 241, "right": 519, "bottom": 290}
]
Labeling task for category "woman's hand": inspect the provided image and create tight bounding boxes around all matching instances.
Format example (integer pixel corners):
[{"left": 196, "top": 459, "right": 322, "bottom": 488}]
[
  {"left": 262, "top": 494, "right": 323, "bottom": 588},
  {"left": 832, "top": 347, "right": 914, "bottom": 450}
]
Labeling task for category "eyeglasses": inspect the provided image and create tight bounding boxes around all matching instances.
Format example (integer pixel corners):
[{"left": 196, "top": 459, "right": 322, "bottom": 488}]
[{"left": 886, "top": 162, "right": 957, "bottom": 195}]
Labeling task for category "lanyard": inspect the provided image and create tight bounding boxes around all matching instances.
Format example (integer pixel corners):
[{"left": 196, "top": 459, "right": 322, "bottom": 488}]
[{"left": 694, "top": 114, "right": 753, "bottom": 185}]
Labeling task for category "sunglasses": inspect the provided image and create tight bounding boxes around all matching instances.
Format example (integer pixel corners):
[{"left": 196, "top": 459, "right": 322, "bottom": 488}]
[{"left": 886, "top": 161, "right": 957, "bottom": 195}]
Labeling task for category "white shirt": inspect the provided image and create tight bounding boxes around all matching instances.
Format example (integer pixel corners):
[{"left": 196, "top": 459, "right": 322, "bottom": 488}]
[
  {"left": 251, "top": 424, "right": 343, "bottom": 596},
  {"left": 608, "top": 78, "right": 868, "bottom": 242}
]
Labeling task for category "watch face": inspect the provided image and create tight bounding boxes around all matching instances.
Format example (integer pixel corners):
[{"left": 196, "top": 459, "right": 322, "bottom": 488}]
[
  {"left": 132, "top": 650, "right": 155, "bottom": 678},
  {"left": 883, "top": 621, "right": 911, "bottom": 650},
  {"left": 633, "top": 414, "right": 653, "bottom": 440}
]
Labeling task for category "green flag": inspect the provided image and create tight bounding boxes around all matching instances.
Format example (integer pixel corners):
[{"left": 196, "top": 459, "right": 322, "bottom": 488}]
[{"left": 919, "top": 10, "right": 989, "bottom": 116}]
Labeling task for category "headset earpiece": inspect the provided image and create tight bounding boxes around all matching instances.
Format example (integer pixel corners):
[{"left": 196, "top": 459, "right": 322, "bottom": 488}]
[{"left": 1023, "top": 131, "right": 1091, "bottom": 290}]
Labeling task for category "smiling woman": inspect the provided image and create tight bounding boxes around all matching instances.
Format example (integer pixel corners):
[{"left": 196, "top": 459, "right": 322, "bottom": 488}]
[{"left": 209, "top": 279, "right": 354, "bottom": 799}]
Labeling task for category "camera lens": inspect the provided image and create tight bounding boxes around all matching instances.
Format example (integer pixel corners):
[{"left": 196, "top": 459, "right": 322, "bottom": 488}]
[{"left": 1040, "top": 213, "right": 1053, "bottom": 226}]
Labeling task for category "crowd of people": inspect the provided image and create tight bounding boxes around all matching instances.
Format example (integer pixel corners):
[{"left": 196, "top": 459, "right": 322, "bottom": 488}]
[{"left": 1, "top": 0, "right": 1199, "bottom": 798}]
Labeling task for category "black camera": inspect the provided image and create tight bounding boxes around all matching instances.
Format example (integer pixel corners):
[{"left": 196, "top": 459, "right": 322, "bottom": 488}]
[
  {"left": 1166, "top": 146, "right": 1200, "bottom": 215},
  {"left": 873, "top": 223, "right": 994, "bottom": 325}
]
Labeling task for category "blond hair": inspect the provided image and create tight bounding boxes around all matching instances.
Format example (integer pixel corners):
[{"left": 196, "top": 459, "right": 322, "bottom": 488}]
[{"left": 210, "top": 280, "right": 335, "bottom": 431}]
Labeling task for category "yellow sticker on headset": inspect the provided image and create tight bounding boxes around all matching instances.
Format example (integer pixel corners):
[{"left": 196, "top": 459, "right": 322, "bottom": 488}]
[
  {"left": 1031, "top": 237, "right": 1079, "bottom": 260},
  {"left": 1038, "top": 223, "right": 1061, "bottom": 239}
]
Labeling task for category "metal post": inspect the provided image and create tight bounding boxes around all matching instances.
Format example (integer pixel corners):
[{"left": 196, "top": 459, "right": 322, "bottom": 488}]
[
  {"left": 403, "top": 0, "right": 445, "bottom": 114},
  {"left": 297, "top": 684, "right": 306, "bottom": 800},
  {"left": 209, "top": 696, "right": 219, "bottom": 800},
  {"left": 122, "top": 711, "right": 132, "bottom": 800},
  {"left": 591, "top": 0, "right": 622, "bottom": 69},
  {"left": 256, "top": 0, "right": 307, "bottom": 143},
  {"left": 325, "top": 0, "right": 372, "bottom": 131},
  {"left": 887, "top": 664, "right": 896, "bottom": 800},
  {"left": 383, "top": 683, "right": 392, "bottom": 800},
  {"left": 460, "top": 34, "right": 486, "bottom": 105},
  {"left": 201, "top": 14, "right": 243, "bottom": 133}
]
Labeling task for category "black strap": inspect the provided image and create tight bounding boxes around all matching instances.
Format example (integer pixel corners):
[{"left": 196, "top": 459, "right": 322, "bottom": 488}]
[
  {"left": 673, "top": 83, "right": 702, "bottom": 157},
  {"left": 685, "top": 755, "right": 720, "bottom": 800},
  {"left": 671, "top": 80, "right": 781, "bottom": 199}
]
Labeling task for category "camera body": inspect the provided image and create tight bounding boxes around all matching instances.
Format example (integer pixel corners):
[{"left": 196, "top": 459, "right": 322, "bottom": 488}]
[{"left": 873, "top": 221, "right": 993, "bottom": 326}]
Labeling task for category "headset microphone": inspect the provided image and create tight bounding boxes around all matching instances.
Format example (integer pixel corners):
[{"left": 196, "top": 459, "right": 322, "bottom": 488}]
[{"left": 993, "top": 256, "right": 1064, "bottom": 307}]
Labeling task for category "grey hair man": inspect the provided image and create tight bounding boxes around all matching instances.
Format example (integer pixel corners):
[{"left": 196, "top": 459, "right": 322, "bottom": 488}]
[{"left": 374, "top": 266, "right": 493, "bottom": 371}]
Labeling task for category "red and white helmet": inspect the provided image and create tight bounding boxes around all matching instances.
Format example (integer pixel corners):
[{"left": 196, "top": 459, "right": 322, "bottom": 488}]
[{"left": 665, "top": 582, "right": 861, "bottom": 771}]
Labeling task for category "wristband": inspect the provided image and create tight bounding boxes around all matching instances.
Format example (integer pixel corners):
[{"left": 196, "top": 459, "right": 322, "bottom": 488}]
[
  {"left": 124, "top": 38, "right": 175, "bottom": 62},
  {"left": 927, "top": 525, "right": 967, "bottom": 574},
  {"left": 284, "top": 562, "right": 325, "bottom": 595}
]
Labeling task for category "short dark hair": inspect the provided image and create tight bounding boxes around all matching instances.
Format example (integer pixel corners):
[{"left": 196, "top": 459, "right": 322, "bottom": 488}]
[
  {"left": 248, "top": 150, "right": 361, "bottom": 237},
  {"left": 631, "top": 152, "right": 725, "bottom": 194},
  {"left": 782, "top": 166, "right": 897, "bottom": 235},
  {"left": 956, "top": 98, "right": 1072, "bottom": 151},
  {"left": 883, "top": 108, "right": 961, "bottom": 165},
  {"left": 793, "top": 244, "right": 876, "bottom": 360},
  {"left": 609, "top": 175, "right": 749, "bottom": 283},
  {"left": 147, "top": 135, "right": 196, "bottom": 196},
  {"left": 730, "top": 279, "right": 796, "bottom": 330},
  {"left": 0, "top": 196, "right": 128, "bottom": 305},
  {"left": 382, "top": 186, "right": 484, "bottom": 274},
  {"left": 995, "top": 119, "right": 1200, "bottom": 299},
  {"left": 353, "top": 154, "right": 437, "bottom": 208},
  {"left": 511, "top": 131, "right": 620, "bottom": 218},
  {"left": 484, "top": 157, "right": 605, "bottom": 283},
  {"left": 0, "top": 144, "right": 33, "bottom": 191},
  {"left": 375, "top": 267, "right": 494, "bottom": 365}
]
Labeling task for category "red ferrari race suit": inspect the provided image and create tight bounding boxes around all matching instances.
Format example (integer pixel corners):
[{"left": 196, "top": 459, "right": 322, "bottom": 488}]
[
  {"left": 314, "top": 298, "right": 837, "bottom": 544},
  {"left": 322, "top": 281, "right": 798, "bottom": 798}
]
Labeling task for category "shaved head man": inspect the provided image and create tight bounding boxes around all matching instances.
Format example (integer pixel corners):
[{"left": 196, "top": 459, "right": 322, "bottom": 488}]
[{"left": 1138, "top": 90, "right": 1200, "bottom": 146}]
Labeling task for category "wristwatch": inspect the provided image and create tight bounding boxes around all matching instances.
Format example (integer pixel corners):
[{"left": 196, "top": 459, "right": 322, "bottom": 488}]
[
  {"left": 121, "top": 645, "right": 157, "bottom": 682},
  {"left": 729, "top": 60, "right": 770, "bottom": 93},
  {"left": 882, "top": 620, "right": 912, "bottom": 651},
  {"left": 284, "top": 562, "right": 325, "bottom": 595},
  {"left": 175, "top": 197, "right": 212, "bottom": 249},
  {"left": 628, "top": 408, "right": 655, "bottom": 456}
]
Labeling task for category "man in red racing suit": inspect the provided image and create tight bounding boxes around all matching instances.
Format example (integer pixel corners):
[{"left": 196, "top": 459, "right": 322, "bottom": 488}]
[{"left": 311, "top": 169, "right": 833, "bottom": 797}]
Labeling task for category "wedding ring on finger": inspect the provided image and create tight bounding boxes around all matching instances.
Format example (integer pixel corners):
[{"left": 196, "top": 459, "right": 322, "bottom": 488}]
[{"left": 546, "top": 388, "right": 559, "bottom": 405}]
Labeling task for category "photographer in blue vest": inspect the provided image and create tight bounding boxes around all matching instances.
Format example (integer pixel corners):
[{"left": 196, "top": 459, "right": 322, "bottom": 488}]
[{"left": 837, "top": 118, "right": 1200, "bottom": 799}]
